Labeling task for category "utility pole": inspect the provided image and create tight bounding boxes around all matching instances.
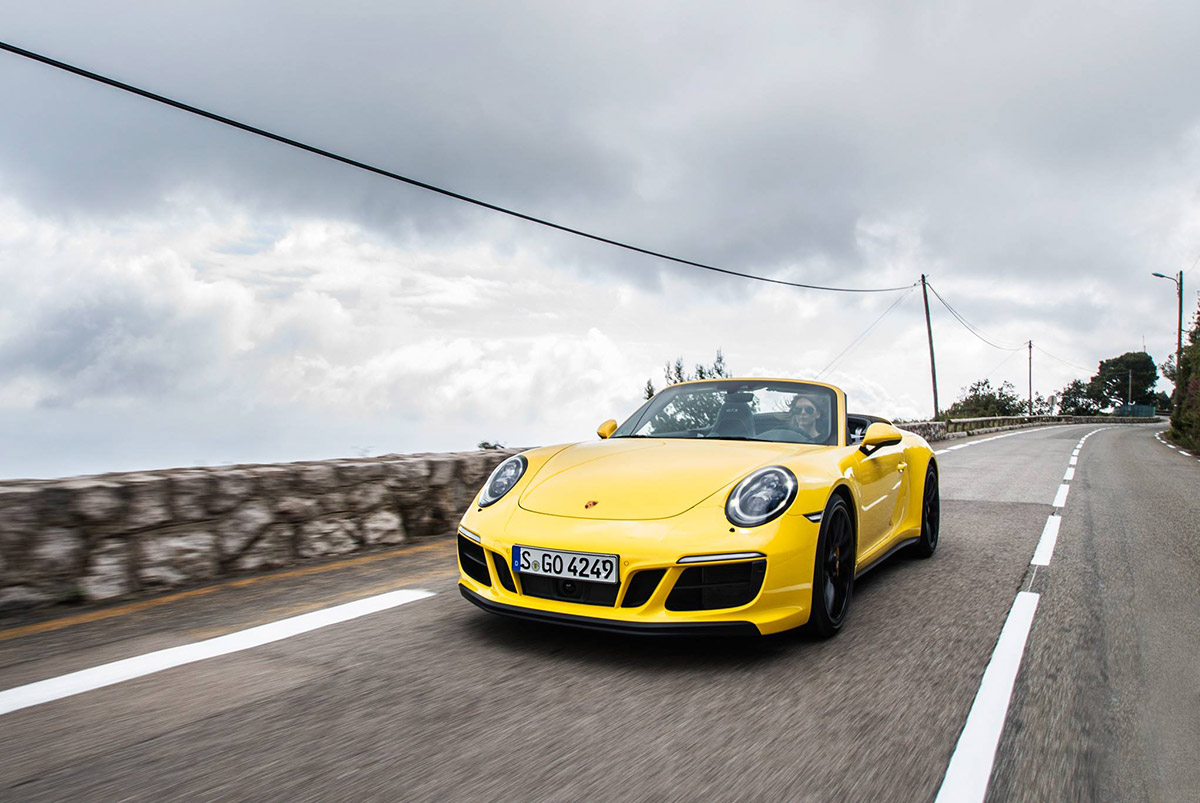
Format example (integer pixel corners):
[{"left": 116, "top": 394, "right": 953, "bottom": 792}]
[
  {"left": 1176, "top": 270, "right": 1184, "bottom": 411},
  {"left": 921, "top": 274, "right": 939, "bottom": 419},
  {"left": 1028, "top": 341, "right": 1033, "bottom": 417}
]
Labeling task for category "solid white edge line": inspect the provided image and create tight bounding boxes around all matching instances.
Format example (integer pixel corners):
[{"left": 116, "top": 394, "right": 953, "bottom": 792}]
[
  {"left": 935, "top": 592, "right": 1041, "bottom": 803},
  {"left": 1063, "top": 467, "right": 1075, "bottom": 481},
  {"left": 1030, "top": 515, "right": 1062, "bottom": 566},
  {"left": 0, "top": 588, "right": 435, "bottom": 716},
  {"left": 1052, "top": 484, "right": 1070, "bottom": 508}
]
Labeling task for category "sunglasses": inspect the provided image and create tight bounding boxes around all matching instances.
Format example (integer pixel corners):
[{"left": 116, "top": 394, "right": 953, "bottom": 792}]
[{"left": 791, "top": 405, "right": 817, "bottom": 414}]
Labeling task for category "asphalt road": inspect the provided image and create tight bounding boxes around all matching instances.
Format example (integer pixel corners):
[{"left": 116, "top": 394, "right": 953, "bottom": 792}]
[{"left": 1, "top": 423, "right": 1195, "bottom": 802}]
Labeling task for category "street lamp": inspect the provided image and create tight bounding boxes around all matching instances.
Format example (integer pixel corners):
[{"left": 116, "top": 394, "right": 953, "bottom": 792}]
[{"left": 1152, "top": 270, "right": 1183, "bottom": 412}]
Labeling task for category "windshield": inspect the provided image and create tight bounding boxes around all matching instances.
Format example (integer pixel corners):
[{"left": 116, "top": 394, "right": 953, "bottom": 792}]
[{"left": 613, "top": 381, "right": 839, "bottom": 445}]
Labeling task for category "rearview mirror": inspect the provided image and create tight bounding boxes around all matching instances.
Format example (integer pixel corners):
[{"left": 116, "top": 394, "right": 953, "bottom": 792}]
[
  {"left": 860, "top": 422, "right": 902, "bottom": 453},
  {"left": 597, "top": 419, "right": 618, "bottom": 439}
]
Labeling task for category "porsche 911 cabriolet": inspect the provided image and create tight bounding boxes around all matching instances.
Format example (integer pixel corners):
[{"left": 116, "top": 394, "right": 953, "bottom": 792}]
[{"left": 457, "top": 378, "right": 938, "bottom": 637}]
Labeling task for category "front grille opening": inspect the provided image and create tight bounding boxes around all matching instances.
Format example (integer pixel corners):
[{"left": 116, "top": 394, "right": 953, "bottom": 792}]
[
  {"left": 458, "top": 535, "right": 491, "bottom": 587},
  {"left": 621, "top": 569, "right": 666, "bottom": 608},
  {"left": 518, "top": 573, "right": 619, "bottom": 607},
  {"left": 491, "top": 551, "right": 516, "bottom": 592},
  {"left": 665, "top": 560, "right": 766, "bottom": 611}
]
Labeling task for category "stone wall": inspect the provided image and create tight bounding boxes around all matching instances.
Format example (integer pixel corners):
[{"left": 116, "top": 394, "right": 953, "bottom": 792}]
[
  {"left": 0, "top": 449, "right": 519, "bottom": 612},
  {"left": 901, "top": 415, "right": 1158, "bottom": 442}
]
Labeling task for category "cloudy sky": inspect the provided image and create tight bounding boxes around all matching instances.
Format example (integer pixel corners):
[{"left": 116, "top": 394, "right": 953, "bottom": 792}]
[{"left": 1, "top": 1, "right": 1197, "bottom": 479}]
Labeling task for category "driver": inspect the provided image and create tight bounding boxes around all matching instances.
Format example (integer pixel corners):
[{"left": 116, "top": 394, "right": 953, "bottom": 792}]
[{"left": 786, "top": 395, "right": 824, "bottom": 441}]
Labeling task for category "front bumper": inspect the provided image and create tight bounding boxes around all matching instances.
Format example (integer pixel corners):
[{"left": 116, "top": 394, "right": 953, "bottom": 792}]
[
  {"left": 455, "top": 502, "right": 821, "bottom": 635},
  {"left": 460, "top": 584, "right": 760, "bottom": 636}
]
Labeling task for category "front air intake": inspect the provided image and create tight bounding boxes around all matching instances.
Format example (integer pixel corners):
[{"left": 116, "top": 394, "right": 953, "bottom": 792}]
[
  {"left": 665, "top": 560, "right": 766, "bottom": 611},
  {"left": 458, "top": 535, "right": 491, "bottom": 586},
  {"left": 492, "top": 551, "right": 516, "bottom": 592},
  {"left": 518, "top": 574, "right": 619, "bottom": 606},
  {"left": 621, "top": 569, "right": 666, "bottom": 608}
]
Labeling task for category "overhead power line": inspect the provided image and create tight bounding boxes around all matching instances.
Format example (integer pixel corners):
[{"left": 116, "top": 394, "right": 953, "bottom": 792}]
[
  {"left": 926, "top": 282, "right": 1026, "bottom": 350},
  {"left": 1032, "top": 344, "right": 1090, "bottom": 373},
  {"left": 818, "top": 286, "right": 917, "bottom": 378},
  {"left": 0, "top": 40, "right": 915, "bottom": 295}
]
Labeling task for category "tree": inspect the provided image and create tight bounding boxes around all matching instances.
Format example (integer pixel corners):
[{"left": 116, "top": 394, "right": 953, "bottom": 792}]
[
  {"left": 643, "top": 349, "right": 730, "bottom": 399},
  {"left": 1056, "top": 379, "right": 1101, "bottom": 415},
  {"left": 944, "top": 379, "right": 1025, "bottom": 418},
  {"left": 1031, "top": 392, "right": 1055, "bottom": 416},
  {"left": 1087, "top": 352, "right": 1158, "bottom": 409},
  {"left": 1169, "top": 302, "right": 1200, "bottom": 450}
]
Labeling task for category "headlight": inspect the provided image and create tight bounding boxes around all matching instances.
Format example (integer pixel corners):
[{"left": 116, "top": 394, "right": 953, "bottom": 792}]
[
  {"left": 479, "top": 455, "right": 528, "bottom": 506},
  {"left": 726, "top": 466, "right": 797, "bottom": 527}
]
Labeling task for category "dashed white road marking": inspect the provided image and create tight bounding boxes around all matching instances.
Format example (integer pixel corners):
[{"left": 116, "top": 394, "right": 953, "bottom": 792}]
[
  {"left": 1031, "top": 515, "right": 1062, "bottom": 566},
  {"left": 0, "top": 588, "right": 435, "bottom": 716},
  {"left": 939, "top": 425, "right": 1109, "bottom": 800},
  {"left": 935, "top": 592, "right": 1041, "bottom": 803}
]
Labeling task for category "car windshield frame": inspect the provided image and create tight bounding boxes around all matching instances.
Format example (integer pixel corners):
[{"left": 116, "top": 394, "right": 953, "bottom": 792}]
[{"left": 612, "top": 380, "right": 841, "bottom": 446}]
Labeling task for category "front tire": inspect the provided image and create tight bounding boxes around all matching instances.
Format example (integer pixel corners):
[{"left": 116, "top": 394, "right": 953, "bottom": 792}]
[
  {"left": 910, "top": 465, "right": 939, "bottom": 558},
  {"left": 807, "top": 494, "right": 855, "bottom": 639}
]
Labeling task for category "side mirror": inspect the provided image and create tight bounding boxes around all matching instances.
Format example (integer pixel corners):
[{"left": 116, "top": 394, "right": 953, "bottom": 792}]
[
  {"left": 597, "top": 419, "right": 618, "bottom": 439},
  {"left": 860, "top": 422, "right": 902, "bottom": 453}
]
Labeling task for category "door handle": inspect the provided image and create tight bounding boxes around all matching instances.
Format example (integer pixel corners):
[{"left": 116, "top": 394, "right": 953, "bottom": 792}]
[{"left": 897, "top": 462, "right": 907, "bottom": 472}]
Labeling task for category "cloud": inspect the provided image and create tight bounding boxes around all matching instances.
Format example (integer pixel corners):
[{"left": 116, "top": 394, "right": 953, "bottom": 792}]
[{"left": 1, "top": 2, "right": 1198, "bottom": 475}]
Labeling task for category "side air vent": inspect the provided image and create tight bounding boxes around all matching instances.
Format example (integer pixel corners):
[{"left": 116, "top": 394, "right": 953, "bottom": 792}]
[
  {"left": 458, "top": 535, "right": 491, "bottom": 586},
  {"left": 621, "top": 569, "right": 666, "bottom": 608},
  {"left": 665, "top": 560, "right": 766, "bottom": 611}
]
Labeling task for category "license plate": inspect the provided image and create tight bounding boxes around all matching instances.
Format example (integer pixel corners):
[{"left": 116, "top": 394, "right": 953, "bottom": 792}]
[{"left": 512, "top": 545, "right": 619, "bottom": 584}]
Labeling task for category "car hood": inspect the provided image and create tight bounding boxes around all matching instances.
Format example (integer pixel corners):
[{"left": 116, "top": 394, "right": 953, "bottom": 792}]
[{"left": 518, "top": 438, "right": 825, "bottom": 520}]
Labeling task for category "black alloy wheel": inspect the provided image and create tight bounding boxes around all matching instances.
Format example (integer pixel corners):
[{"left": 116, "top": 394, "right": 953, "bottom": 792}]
[
  {"left": 807, "top": 495, "right": 855, "bottom": 639},
  {"left": 911, "top": 465, "right": 940, "bottom": 558}
]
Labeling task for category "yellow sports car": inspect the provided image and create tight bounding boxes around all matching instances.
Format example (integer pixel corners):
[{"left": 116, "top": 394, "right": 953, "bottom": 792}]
[{"left": 457, "top": 378, "right": 939, "bottom": 637}]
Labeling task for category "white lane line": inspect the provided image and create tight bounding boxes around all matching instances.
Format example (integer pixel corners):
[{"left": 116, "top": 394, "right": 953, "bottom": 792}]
[
  {"left": 935, "top": 592, "right": 1041, "bottom": 803},
  {"left": 932, "top": 424, "right": 1074, "bottom": 456},
  {"left": 0, "top": 588, "right": 435, "bottom": 716},
  {"left": 1182, "top": 451, "right": 1193, "bottom": 457},
  {"left": 1030, "top": 515, "right": 1062, "bottom": 566},
  {"left": 1052, "top": 484, "right": 1070, "bottom": 508},
  {"left": 1063, "top": 467, "right": 1075, "bottom": 481},
  {"left": 1069, "top": 455, "right": 1078, "bottom": 466},
  {"left": 1071, "top": 449, "right": 1080, "bottom": 456}
]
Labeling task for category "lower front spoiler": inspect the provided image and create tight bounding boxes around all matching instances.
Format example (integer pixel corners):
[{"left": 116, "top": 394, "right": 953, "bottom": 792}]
[{"left": 460, "top": 585, "right": 761, "bottom": 637}]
